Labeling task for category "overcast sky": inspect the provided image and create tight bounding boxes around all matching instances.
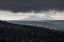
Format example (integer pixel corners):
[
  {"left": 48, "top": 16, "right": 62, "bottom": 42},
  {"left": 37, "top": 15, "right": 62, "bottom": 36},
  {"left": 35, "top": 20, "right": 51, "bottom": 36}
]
[
  {"left": 0, "top": 0, "right": 64, "bottom": 12},
  {"left": 0, "top": 0, "right": 64, "bottom": 20}
]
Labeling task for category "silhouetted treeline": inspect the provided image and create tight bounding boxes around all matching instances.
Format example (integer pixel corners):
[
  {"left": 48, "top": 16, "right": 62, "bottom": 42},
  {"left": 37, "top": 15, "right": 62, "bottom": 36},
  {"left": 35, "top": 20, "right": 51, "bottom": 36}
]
[{"left": 0, "top": 20, "right": 64, "bottom": 42}]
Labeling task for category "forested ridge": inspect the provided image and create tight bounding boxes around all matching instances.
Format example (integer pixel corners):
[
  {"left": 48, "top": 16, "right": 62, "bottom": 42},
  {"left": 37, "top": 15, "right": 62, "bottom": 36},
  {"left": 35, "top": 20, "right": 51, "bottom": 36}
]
[{"left": 0, "top": 20, "right": 64, "bottom": 42}]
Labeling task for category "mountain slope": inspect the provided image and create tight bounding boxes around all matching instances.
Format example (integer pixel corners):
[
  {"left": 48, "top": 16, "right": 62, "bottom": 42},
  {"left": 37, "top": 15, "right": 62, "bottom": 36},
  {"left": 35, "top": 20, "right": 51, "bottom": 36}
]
[{"left": 0, "top": 20, "right": 64, "bottom": 42}]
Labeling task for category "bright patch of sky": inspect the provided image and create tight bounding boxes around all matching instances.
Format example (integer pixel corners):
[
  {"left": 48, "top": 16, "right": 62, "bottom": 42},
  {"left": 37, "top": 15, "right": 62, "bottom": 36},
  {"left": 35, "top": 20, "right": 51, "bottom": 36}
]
[{"left": 0, "top": 10, "right": 64, "bottom": 20}]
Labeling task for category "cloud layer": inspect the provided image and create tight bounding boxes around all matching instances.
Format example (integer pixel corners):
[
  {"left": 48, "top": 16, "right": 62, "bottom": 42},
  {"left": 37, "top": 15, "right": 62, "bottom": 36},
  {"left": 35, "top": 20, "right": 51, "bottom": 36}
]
[{"left": 0, "top": 0, "right": 64, "bottom": 12}]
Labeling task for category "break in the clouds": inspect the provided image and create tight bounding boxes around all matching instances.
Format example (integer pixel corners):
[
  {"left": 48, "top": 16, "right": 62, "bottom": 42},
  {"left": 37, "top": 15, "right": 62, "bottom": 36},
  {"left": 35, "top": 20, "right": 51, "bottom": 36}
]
[
  {"left": 0, "top": 0, "right": 64, "bottom": 12},
  {"left": 0, "top": 10, "right": 64, "bottom": 20}
]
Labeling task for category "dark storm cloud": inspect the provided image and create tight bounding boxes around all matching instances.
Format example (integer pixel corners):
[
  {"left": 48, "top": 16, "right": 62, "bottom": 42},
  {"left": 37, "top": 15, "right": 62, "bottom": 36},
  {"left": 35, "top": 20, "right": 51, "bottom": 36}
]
[{"left": 0, "top": 0, "right": 64, "bottom": 12}]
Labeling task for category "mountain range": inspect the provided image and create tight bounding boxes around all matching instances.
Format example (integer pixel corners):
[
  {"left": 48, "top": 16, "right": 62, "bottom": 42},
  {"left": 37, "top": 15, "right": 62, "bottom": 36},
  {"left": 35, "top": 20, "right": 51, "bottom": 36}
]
[
  {"left": 22, "top": 15, "right": 55, "bottom": 20},
  {"left": 8, "top": 20, "right": 64, "bottom": 31}
]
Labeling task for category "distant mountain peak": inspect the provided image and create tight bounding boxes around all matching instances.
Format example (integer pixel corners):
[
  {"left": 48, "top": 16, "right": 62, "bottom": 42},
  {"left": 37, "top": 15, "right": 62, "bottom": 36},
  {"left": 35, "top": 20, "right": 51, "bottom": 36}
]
[
  {"left": 23, "top": 15, "right": 41, "bottom": 20},
  {"left": 41, "top": 15, "right": 55, "bottom": 20}
]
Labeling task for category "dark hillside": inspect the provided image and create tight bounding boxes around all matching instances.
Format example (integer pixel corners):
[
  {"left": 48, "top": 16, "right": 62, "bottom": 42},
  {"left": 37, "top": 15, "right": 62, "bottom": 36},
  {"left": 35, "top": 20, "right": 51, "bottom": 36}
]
[
  {"left": 8, "top": 20, "right": 64, "bottom": 31},
  {"left": 0, "top": 20, "right": 64, "bottom": 42}
]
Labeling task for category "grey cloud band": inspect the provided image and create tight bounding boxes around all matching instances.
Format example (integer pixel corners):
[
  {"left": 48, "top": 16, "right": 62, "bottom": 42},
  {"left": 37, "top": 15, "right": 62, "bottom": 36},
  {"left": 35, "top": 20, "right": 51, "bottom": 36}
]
[{"left": 0, "top": 0, "right": 64, "bottom": 13}]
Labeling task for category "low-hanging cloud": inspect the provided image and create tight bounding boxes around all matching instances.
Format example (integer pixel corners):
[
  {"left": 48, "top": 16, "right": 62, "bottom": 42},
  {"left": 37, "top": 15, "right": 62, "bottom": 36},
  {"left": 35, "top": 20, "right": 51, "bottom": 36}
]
[{"left": 0, "top": 0, "right": 64, "bottom": 13}]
